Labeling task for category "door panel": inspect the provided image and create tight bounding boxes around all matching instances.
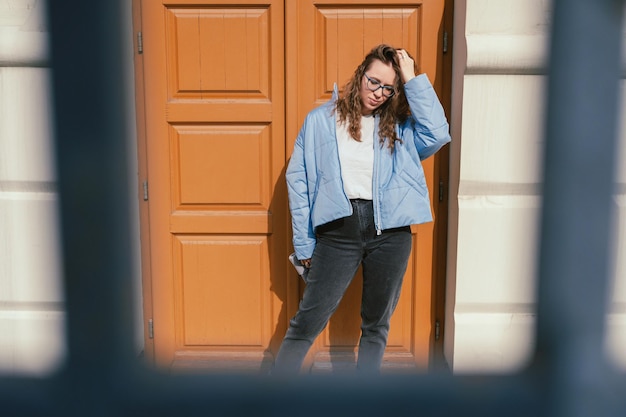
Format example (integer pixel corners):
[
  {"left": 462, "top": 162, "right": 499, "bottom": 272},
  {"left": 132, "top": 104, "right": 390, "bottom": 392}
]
[
  {"left": 139, "top": 0, "right": 447, "bottom": 373},
  {"left": 285, "top": 0, "right": 446, "bottom": 372},
  {"left": 175, "top": 235, "right": 270, "bottom": 346},
  {"left": 142, "top": 0, "right": 287, "bottom": 370}
]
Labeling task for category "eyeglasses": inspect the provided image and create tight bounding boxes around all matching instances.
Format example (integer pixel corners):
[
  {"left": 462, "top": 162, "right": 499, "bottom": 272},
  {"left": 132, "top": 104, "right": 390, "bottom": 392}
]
[{"left": 364, "top": 73, "right": 396, "bottom": 98}]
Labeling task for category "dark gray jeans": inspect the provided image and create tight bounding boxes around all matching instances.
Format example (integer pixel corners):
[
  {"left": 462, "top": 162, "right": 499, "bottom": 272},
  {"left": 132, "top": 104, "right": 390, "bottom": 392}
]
[{"left": 273, "top": 199, "right": 412, "bottom": 375}]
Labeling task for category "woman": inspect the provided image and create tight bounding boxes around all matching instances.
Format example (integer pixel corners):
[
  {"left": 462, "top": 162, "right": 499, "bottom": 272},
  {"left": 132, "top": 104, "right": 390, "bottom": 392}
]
[{"left": 274, "top": 44, "right": 451, "bottom": 375}]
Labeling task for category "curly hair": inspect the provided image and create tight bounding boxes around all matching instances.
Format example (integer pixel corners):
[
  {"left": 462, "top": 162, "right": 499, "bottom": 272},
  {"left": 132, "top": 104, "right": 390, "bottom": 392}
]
[{"left": 335, "top": 44, "right": 412, "bottom": 151}]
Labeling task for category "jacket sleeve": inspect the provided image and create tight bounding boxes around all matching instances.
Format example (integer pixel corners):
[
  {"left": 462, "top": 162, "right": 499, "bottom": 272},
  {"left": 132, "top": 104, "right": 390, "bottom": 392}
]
[
  {"left": 286, "top": 117, "right": 317, "bottom": 260},
  {"left": 403, "top": 74, "right": 451, "bottom": 160}
]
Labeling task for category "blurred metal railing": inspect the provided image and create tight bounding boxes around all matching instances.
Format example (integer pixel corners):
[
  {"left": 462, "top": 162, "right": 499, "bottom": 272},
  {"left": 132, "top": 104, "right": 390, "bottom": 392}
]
[{"left": 0, "top": 0, "right": 625, "bottom": 415}]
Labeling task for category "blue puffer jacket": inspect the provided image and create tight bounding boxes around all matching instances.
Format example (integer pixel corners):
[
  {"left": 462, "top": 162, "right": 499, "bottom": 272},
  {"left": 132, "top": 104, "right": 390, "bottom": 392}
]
[{"left": 286, "top": 74, "right": 451, "bottom": 260}]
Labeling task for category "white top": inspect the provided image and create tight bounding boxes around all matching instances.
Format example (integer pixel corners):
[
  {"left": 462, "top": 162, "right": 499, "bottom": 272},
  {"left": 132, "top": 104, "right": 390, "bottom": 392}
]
[{"left": 336, "top": 115, "right": 375, "bottom": 200}]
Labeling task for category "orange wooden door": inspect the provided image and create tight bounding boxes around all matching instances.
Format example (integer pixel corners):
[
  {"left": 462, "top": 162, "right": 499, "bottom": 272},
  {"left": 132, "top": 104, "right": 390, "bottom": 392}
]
[
  {"left": 140, "top": 0, "right": 288, "bottom": 371},
  {"left": 285, "top": 0, "right": 448, "bottom": 372},
  {"left": 137, "top": 0, "right": 449, "bottom": 373}
]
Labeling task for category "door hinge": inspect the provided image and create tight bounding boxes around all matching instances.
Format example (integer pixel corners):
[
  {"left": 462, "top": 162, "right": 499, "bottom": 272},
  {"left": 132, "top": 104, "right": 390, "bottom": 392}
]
[
  {"left": 443, "top": 31, "right": 448, "bottom": 54},
  {"left": 137, "top": 31, "right": 143, "bottom": 54},
  {"left": 439, "top": 180, "right": 445, "bottom": 202},
  {"left": 148, "top": 319, "right": 154, "bottom": 339},
  {"left": 435, "top": 320, "right": 441, "bottom": 341},
  {"left": 142, "top": 180, "right": 148, "bottom": 201}
]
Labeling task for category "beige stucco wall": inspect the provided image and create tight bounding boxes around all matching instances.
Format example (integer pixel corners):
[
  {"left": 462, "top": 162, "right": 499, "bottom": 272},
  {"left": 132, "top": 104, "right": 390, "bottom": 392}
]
[
  {"left": 0, "top": 0, "right": 63, "bottom": 374},
  {"left": 607, "top": 94, "right": 626, "bottom": 369},
  {"left": 0, "top": 0, "right": 142, "bottom": 374},
  {"left": 447, "top": 0, "right": 626, "bottom": 372}
]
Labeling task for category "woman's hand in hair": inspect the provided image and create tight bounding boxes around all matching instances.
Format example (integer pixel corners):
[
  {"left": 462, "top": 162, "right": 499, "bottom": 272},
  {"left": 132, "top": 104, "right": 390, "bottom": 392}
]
[{"left": 397, "top": 49, "right": 416, "bottom": 84}]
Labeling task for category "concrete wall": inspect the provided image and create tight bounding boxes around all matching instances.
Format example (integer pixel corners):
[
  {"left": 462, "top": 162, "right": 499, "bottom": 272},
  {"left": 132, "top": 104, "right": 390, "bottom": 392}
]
[
  {"left": 447, "top": 0, "right": 626, "bottom": 372},
  {"left": 0, "top": 0, "right": 142, "bottom": 375}
]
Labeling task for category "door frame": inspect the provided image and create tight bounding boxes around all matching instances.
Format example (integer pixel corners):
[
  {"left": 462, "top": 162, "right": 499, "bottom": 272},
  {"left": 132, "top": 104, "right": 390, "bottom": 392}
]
[
  {"left": 132, "top": 0, "right": 156, "bottom": 361},
  {"left": 432, "top": 0, "right": 454, "bottom": 371}
]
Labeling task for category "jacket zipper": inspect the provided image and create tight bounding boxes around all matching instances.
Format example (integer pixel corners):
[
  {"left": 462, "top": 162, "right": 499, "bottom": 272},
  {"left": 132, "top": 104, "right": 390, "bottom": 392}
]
[{"left": 373, "top": 118, "right": 382, "bottom": 235}]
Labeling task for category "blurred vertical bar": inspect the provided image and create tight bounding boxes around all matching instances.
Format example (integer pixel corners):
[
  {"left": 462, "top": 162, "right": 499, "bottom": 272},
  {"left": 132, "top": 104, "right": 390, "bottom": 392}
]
[
  {"left": 46, "top": 0, "right": 134, "bottom": 387},
  {"left": 536, "top": 0, "right": 623, "bottom": 416}
]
